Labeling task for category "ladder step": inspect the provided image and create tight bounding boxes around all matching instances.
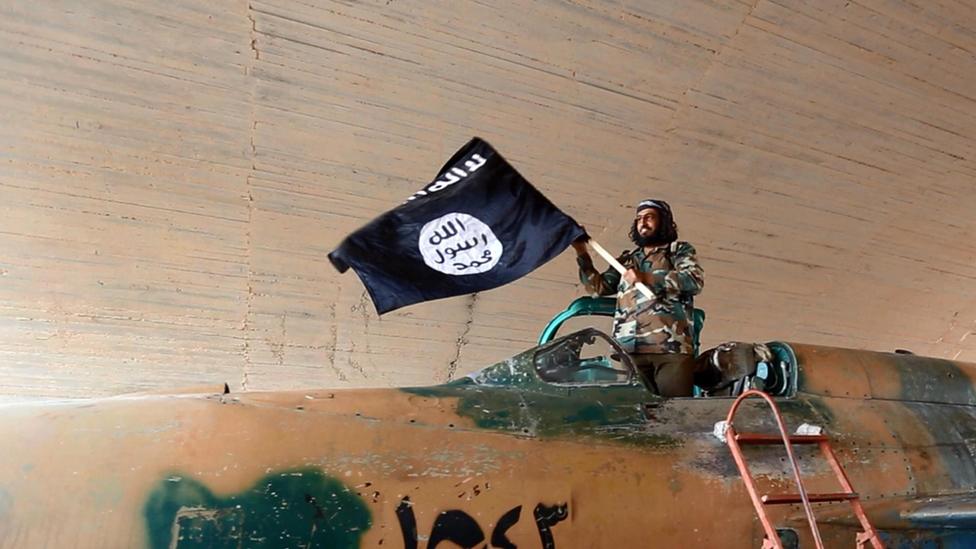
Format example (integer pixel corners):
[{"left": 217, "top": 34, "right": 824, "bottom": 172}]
[
  {"left": 735, "top": 432, "right": 829, "bottom": 445},
  {"left": 762, "top": 492, "right": 858, "bottom": 505}
]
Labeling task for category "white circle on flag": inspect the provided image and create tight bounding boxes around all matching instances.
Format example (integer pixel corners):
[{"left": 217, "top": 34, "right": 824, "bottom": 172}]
[{"left": 418, "top": 213, "right": 503, "bottom": 275}]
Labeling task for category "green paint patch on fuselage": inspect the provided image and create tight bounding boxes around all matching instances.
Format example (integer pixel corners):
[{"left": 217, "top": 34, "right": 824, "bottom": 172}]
[
  {"left": 405, "top": 339, "right": 676, "bottom": 447},
  {"left": 889, "top": 353, "right": 976, "bottom": 490},
  {"left": 144, "top": 468, "right": 371, "bottom": 549},
  {"left": 892, "top": 354, "right": 976, "bottom": 406},
  {"left": 404, "top": 382, "right": 676, "bottom": 447},
  {"left": 778, "top": 396, "right": 834, "bottom": 426}
]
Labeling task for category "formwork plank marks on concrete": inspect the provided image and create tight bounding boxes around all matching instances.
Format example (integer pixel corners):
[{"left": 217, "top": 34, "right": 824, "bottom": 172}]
[
  {"left": 0, "top": 0, "right": 252, "bottom": 397},
  {"left": 1, "top": 0, "right": 975, "bottom": 396}
]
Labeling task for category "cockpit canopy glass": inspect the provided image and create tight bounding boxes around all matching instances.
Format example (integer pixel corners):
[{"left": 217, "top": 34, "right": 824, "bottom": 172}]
[{"left": 533, "top": 329, "right": 635, "bottom": 386}]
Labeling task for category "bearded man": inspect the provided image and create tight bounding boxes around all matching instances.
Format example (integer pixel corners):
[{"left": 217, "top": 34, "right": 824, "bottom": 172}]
[{"left": 572, "top": 199, "right": 704, "bottom": 397}]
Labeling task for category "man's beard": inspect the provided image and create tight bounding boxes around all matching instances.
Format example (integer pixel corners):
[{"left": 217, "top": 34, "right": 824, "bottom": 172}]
[{"left": 630, "top": 224, "right": 669, "bottom": 247}]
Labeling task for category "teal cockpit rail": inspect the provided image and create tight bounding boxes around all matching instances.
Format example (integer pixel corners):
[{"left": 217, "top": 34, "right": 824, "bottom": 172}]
[{"left": 538, "top": 297, "right": 617, "bottom": 345}]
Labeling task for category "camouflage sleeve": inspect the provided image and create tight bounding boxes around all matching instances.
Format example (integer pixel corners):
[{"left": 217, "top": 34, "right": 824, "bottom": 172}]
[
  {"left": 577, "top": 254, "right": 622, "bottom": 296},
  {"left": 647, "top": 242, "right": 704, "bottom": 299}
]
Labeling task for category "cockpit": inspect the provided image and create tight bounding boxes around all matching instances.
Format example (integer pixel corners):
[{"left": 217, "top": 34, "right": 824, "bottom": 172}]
[
  {"left": 534, "top": 329, "right": 634, "bottom": 386},
  {"left": 532, "top": 328, "right": 796, "bottom": 399},
  {"left": 461, "top": 297, "right": 797, "bottom": 400}
]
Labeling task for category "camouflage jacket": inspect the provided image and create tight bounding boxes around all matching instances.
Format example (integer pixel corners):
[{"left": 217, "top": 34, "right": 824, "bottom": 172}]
[{"left": 578, "top": 241, "right": 704, "bottom": 355}]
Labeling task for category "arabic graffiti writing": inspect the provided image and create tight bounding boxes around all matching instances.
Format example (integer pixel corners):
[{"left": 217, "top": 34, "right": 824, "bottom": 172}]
[
  {"left": 406, "top": 153, "right": 488, "bottom": 202},
  {"left": 534, "top": 502, "right": 570, "bottom": 548},
  {"left": 419, "top": 212, "right": 503, "bottom": 275},
  {"left": 396, "top": 496, "right": 569, "bottom": 548}
]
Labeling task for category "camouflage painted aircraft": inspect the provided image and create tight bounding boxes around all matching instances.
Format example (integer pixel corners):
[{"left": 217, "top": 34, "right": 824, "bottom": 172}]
[{"left": 1, "top": 298, "right": 975, "bottom": 548}]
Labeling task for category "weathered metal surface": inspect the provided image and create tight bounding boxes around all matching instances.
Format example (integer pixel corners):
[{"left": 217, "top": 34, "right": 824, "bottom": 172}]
[
  {"left": 2, "top": 0, "right": 976, "bottom": 399},
  {"left": 2, "top": 337, "right": 976, "bottom": 547}
]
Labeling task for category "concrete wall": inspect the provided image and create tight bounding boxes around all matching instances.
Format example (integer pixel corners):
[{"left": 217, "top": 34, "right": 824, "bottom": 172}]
[{"left": 1, "top": 0, "right": 974, "bottom": 398}]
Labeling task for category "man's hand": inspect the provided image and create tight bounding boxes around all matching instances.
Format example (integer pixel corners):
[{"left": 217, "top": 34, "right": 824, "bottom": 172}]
[{"left": 571, "top": 227, "right": 590, "bottom": 256}]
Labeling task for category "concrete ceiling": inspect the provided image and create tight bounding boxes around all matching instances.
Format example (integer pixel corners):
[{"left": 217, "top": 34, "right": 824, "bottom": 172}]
[{"left": 1, "top": 0, "right": 974, "bottom": 398}]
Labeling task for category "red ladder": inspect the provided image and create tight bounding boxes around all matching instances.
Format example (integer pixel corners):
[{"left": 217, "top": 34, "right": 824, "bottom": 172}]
[{"left": 722, "top": 389, "right": 884, "bottom": 549}]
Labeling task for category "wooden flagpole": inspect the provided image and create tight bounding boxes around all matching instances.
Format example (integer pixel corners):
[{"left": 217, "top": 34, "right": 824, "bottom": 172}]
[{"left": 586, "top": 239, "right": 655, "bottom": 300}]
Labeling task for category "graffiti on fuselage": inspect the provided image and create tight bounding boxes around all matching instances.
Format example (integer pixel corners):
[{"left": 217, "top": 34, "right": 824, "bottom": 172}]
[
  {"left": 145, "top": 469, "right": 568, "bottom": 549},
  {"left": 396, "top": 496, "right": 569, "bottom": 549},
  {"left": 144, "top": 468, "right": 371, "bottom": 549}
]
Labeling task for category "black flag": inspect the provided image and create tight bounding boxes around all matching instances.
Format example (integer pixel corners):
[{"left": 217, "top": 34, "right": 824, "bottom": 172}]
[{"left": 328, "top": 138, "right": 584, "bottom": 314}]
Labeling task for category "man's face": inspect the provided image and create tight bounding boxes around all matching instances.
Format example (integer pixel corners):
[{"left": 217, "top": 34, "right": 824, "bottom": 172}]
[{"left": 634, "top": 208, "right": 660, "bottom": 239}]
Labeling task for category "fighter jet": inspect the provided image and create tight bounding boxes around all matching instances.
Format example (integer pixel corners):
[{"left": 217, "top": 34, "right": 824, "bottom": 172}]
[{"left": 1, "top": 297, "right": 974, "bottom": 548}]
